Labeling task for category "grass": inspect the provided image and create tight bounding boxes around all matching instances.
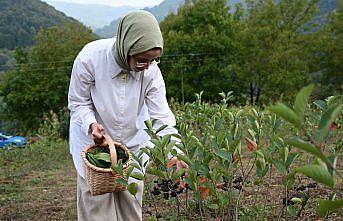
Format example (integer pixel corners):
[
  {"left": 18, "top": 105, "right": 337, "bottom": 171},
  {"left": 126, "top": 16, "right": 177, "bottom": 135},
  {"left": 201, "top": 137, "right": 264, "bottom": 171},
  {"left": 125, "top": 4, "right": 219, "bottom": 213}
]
[{"left": 0, "top": 138, "right": 77, "bottom": 221}]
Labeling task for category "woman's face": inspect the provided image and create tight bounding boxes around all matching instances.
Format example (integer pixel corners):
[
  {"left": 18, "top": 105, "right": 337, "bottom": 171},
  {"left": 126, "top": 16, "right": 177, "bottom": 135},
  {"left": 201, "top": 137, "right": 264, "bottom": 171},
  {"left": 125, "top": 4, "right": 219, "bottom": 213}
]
[{"left": 128, "top": 48, "right": 162, "bottom": 72}]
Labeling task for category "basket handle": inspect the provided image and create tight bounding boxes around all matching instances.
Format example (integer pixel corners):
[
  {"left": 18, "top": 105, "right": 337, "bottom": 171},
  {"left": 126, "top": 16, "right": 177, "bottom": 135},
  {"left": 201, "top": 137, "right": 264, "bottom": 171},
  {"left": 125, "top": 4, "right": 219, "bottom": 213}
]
[{"left": 104, "top": 134, "right": 117, "bottom": 166}]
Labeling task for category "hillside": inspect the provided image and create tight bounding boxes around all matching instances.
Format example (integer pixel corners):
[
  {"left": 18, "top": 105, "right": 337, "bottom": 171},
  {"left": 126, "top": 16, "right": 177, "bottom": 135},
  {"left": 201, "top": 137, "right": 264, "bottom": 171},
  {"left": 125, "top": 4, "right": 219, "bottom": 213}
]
[
  {"left": 45, "top": 1, "right": 137, "bottom": 29},
  {"left": 0, "top": 0, "right": 80, "bottom": 50},
  {"left": 95, "top": 0, "right": 185, "bottom": 38}
]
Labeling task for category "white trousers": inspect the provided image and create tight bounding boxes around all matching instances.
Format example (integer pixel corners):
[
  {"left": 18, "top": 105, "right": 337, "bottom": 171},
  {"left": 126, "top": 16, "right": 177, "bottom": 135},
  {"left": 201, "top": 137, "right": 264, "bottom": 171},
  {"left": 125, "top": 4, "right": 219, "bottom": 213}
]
[{"left": 77, "top": 174, "right": 144, "bottom": 221}]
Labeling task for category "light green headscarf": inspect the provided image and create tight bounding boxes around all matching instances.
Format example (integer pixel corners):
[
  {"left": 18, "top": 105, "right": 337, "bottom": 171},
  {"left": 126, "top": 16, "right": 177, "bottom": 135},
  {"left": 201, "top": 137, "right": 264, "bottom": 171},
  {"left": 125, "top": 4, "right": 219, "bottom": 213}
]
[{"left": 114, "top": 11, "right": 163, "bottom": 71}]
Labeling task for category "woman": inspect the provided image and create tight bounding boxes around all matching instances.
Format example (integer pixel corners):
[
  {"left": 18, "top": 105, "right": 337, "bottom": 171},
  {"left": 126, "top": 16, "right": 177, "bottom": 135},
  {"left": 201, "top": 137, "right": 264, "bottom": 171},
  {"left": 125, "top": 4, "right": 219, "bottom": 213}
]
[{"left": 68, "top": 11, "right": 185, "bottom": 221}]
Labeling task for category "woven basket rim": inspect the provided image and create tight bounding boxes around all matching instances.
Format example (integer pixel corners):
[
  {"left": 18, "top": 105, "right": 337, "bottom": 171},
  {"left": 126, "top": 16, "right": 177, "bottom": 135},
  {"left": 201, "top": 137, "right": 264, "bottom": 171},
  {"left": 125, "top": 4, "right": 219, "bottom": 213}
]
[{"left": 82, "top": 142, "right": 132, "bottom": 173}]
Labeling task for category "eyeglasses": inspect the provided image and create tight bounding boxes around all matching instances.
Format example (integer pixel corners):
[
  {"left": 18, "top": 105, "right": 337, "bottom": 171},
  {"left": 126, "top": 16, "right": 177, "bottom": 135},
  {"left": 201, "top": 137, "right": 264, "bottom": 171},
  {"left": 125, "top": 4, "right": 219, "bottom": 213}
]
[{"left": 136, "top": 57, "right": 160, "bottom": 68}]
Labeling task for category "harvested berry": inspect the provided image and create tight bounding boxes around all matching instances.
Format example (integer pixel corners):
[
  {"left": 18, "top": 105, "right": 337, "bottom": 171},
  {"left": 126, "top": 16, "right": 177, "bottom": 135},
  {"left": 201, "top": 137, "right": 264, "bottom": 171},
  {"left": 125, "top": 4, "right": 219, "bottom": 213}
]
[
  {"left": 151, "top": 187, "right": 161, "bottom": 196},
  {"left": 307, "top": 182, "right": 317, "bottom": 189},
  {"left": 296, "top": 185, "right": 306, "bottom": 191},
  {"left": 163, "top": 192, "right": 169, "bottom": 200},
  {"left": 233, "top": 176, "right": 243, "bottom": 184},
  {"left": 282, "top": 197, "right": 295, "bottom": 206}
]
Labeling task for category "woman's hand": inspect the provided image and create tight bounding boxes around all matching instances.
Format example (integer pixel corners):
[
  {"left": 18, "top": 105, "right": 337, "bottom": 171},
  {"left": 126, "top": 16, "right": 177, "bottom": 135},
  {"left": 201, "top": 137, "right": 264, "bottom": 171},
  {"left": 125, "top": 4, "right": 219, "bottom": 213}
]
[
  {"left": 168, "top": 156, "right": 189, "bottom": 175},
  {"left": 90, "top": 122, "right": 105, "bottom": 145}
]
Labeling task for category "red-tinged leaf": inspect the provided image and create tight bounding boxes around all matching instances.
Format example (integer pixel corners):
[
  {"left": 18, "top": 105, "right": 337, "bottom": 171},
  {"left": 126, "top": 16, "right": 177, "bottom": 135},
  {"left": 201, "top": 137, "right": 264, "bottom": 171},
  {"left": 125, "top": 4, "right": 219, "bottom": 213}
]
[
  {"left": 328, "top": 122, "right": 338, "bottom": 132},
  {"left": 232, "top": 155, "right": 238, "bottom": 162},
  {"left": 179, "top": 180, "right": 185, "bottom": 189},
  {"left": 166, "top": 157, "right": 177, "bottom": 169},
  {"left": 199, "top": 186, "right": 210, "bottom": 199},
  {"left": 216, "top": 183, "right": 225, "bottom": 189},
  {"left": 245, "top": 137, "right": 257, "bottom": 151},
  {"left": 199, "top": 177, "right": 206, "bottom": 183}
]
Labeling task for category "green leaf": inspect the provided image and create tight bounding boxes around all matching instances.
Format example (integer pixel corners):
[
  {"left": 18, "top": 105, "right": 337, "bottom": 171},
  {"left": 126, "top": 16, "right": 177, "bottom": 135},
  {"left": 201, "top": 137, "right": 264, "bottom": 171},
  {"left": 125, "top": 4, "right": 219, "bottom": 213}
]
[
  {"left": 329, "top": 193, "right": 336, "bottom": 201},
  {"left": 207, "top": 204, "right": 219, "bottom": 209},
  {"left": 248, "top": 129, "right": 255, "bottom": 139},
  {"left": 170, "top": 149, "right": 177, "bottom": 157},
  {"left": 151, "top": 119, "right": 158, "bottom": 127},
  {"left": 126, "top": 165, "right": 135, "bottom": 178},
  {"left": 130, "top": 172, "right": 145, "bottom": 181},
  {"left": 317, "top": 199, "right": 343, "bottom": 218},
  {"left": 252, "top": 108, "right": 259, "bottom": 118},
  {"left": 150, "top": 138, "right": 161, "bottom": 147},
  {"left": 327, "top": 155, "right": 337, "bottom": 176},
  {"left": 285, "top": 153, "right": 299, "bottom": 169},
  {"left": 297, "top": 165, "right": 334, "bottom": 188},
  {"left": 256, "top": 164, "right": 269, "bottom": 177},
  {"left": 140, "top": 146, "right": 151, "bottom": 154},
  {"left": 175, "top": 143, "right": 186, "bottom": 152},
  {"left": 146, "top": 167, "right": 165, "bottom": 178},
  {"left": 294, "top": 84, "right": 314, "bottom": 121},
  {"left": 287, "top": 205, "right": 297, "bottom": 217},
  {"left": 214, "top": 148, "right": 231, "bottom": 161},
  {"left": 318, "top": 104, "right": 343, "bottom": 140},
  {"left": 255, "top": 150, "right": 264, "bottom": 159},
  {"left": 115, "top": 178, "right": 128, "bottom": 186},
  {"left": 131, "top": 162, "right": 142, "bottom": 170},
  {"left": 156, "top": 125, "right": 168, "bottom": 134},
  {"left": 291, "top": 197, "right": 302, "bottom": 204},
  {"left": 217, "top": 132, "right": 225, "bottom": 146},
  {"left": 128, "top": 182, "right": 138, "bottom": 196},
  {"left": 313, "top": 100, "right": 327, "bottom": 110},
  {"left": 286, "top": 171, "right": 296, "bottom": 188},
  {"left": 269, "top": 104, "right": 301, "bottom": 128},
  {"left": 148, "top": 216, "right": 158, "bottom": 221},
  {"left": 272, "top": 160, "right": 287, "bottom": 175},
  {"left": 256, "top": 158, "right": 266, "bottom": 171},
  {"left": 286, "top": 138, "right": 327, "bottom": 163},
  {"left": 172, "top": 168, "right": 186, "bottom": 180},
  {"left": 177, "top": 154, "right": 191, "bottom": 166},
  {"left": 161, "top": 134, "right": 172, "bottom": 147},
  {"left": 93, "top": 152, "right": 111, "bottom": 163},
  {"left": 171, "top": 133, "right": 182, "bottom": 140},
  {"left": 279, "top": 146, "right": 289, "bottom": 163},
  {"left": 112, "top": 162, "right": 123, "bottom": 174},
  {"left": 235, "top": 109, "right": 244, "bottom": 120},
  {"left": 144, "top": 120, "right": 153, "bottom": 131},
  {"left": 214, "top": 119, "right": 223, "bottom": 131}
]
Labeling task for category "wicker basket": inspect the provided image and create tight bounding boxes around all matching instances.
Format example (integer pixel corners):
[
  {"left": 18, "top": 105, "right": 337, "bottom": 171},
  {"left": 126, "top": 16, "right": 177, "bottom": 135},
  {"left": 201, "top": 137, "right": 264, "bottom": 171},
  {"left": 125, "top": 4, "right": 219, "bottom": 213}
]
[{"left": 81, "top": 135, "right": 132, "bottom": 196}]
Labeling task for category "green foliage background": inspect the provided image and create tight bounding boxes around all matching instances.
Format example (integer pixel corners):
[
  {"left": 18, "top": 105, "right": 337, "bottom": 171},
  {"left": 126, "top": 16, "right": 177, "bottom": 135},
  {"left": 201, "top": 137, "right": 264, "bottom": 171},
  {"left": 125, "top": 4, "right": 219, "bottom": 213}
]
[
  {"left": 0, "top": 0, "right": 342, "bottom": 133},
  {"left": 0, "top": 0, "right": 79, "bottom": 50}
]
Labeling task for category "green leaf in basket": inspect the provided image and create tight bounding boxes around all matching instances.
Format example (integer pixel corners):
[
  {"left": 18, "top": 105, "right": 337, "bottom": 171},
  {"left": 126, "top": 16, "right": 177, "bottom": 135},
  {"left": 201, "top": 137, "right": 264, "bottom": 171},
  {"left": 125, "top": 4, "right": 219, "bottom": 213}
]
[
  {"left": 86, "top": 153, "right": 98, "bottom": 166},
  {"left": 128, "top": 182, "right": 138, "bottom": 196},
  {"left": 93, "top": 152, "right": 111, "bottom": 163}
]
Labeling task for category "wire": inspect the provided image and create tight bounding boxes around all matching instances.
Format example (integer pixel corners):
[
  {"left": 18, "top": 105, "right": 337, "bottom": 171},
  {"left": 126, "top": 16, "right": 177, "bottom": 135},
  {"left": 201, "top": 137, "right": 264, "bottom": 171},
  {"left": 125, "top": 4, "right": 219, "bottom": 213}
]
[
  {"left": 0, "top": 51, "right": 227, "bottom": 69},
  {"left": 0, "top": 60, "right": 74, "bottom": 68}
]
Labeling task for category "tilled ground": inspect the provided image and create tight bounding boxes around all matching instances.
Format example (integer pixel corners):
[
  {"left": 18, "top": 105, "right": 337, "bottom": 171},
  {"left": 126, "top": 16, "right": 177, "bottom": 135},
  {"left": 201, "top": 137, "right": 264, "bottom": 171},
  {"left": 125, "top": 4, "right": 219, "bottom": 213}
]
[{"left": 0, "top": 145, "right": 342, "bottom": 221}]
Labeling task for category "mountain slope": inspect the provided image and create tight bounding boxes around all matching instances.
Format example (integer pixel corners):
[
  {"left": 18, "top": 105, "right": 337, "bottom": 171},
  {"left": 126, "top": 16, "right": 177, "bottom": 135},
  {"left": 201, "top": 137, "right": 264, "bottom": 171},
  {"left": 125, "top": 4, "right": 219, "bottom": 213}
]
[
  {"left": 45, "top": 1, "right": 137, "bottom": 29},
  {"left": 95, "top": 0, "right": 185, "bottom": 38},
  {"left": 0, "top": 0, "right": 80, "bottom": 50}
]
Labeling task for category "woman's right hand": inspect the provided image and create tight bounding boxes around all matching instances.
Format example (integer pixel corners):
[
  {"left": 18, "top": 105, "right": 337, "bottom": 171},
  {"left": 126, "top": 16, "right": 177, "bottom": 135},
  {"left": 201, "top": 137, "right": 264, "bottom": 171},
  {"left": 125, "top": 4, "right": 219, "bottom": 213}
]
[{"left": 90, "top": 122, "right": 105, "bottom": 145}]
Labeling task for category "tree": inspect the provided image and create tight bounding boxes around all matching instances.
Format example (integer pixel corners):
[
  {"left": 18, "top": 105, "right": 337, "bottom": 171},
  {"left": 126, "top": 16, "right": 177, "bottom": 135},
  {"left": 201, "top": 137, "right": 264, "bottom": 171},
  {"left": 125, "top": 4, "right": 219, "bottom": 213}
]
[
  {"left": 160, "top": 0, "right": 236, "bottom": 102},
  {"left": 0, "top": 23, "right": 96, "bottom": 130},
  {"left": 233, "top": 0, "right": 320, "bottom": 104},
  {"left": 319, "top": 0, "right": 343, "bottom": 95}
]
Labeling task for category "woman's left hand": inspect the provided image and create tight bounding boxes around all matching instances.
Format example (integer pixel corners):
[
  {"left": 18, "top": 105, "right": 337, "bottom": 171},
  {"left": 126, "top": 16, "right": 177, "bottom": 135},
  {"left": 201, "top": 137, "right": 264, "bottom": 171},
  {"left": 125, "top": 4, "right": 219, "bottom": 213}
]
[{"left": 167, "top": 156, "right": 189, "bottom": 174}]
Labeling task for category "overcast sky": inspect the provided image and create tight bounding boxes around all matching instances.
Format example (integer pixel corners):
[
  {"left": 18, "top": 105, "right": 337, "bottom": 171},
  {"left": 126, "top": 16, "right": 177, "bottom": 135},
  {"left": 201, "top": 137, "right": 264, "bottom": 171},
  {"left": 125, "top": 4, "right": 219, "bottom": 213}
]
[{"left": 44, "top": 0, "right": 164, "bottom": 8}]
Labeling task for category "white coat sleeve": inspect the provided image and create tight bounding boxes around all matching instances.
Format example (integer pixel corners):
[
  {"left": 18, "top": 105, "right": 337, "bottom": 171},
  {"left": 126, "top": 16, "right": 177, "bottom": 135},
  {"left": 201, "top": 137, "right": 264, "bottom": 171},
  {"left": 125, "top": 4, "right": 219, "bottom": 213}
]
[
  {"left": 68, "top": 56, "right": 97, "bottom": 136},
  {"left": 145, "top": 67, "right": 183, "bottom": 157}
]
